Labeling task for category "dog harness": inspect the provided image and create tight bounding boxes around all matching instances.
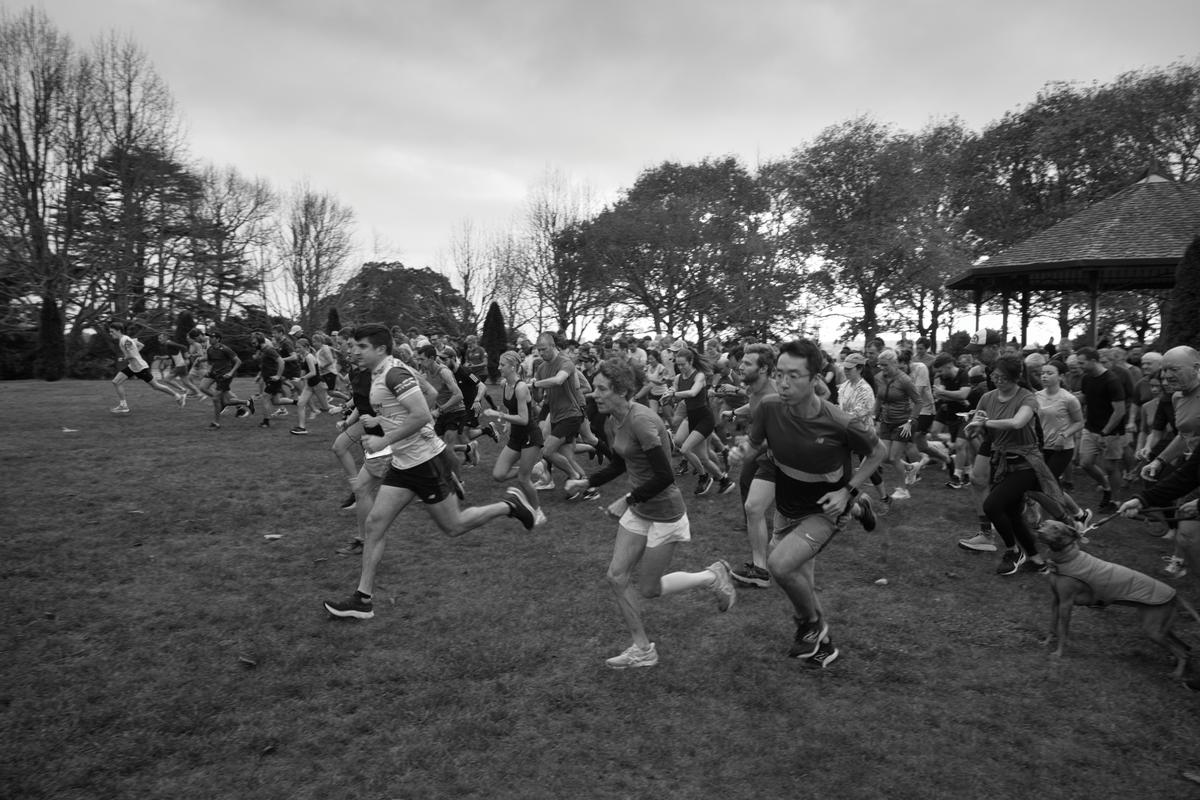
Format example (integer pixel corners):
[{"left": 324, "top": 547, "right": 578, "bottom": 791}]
[{"left": 1049, "top": 550, "right": 1176, "bottom": 606}]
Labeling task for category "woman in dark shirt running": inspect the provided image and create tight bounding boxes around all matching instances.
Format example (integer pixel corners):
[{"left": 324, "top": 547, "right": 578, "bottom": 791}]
[
  {"left": 665, "top": 347, "right": 732, "bottom": 496},
  {"left": 481, "top": 351, "right": 546, "bottom": 526},
  {"left": 565, "top": 359, "right": 736, "bottom": 669}
]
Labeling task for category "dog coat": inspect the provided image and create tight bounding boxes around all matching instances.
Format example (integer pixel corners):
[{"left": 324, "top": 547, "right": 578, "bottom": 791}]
[{"left": 1050, "top": 550, "right": 1176, "bottom": 606}]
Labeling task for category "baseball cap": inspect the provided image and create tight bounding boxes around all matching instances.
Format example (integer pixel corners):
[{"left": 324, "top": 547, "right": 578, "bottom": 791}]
[
  {"left": 843, "top": 353, "right": 867, "bottom": 368},
  {"left": 288, "top": 324, "right": 303, "bottom": 336}
]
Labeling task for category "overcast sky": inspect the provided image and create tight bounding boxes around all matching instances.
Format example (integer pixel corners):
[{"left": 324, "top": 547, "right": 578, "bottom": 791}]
[{"left": 30, "top": 0, "right": 1200, "bottom": 341}]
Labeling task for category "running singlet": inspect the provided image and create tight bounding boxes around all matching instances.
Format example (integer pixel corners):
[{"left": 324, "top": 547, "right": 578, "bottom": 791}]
[
  {"left": 605, "top": 403, "right": 685, "bottom": 522},
  {"left": 369, "top": 357, "right": 445, "bottom": 469},
  {"left": 119, "top": 335, "right": 148, "bottom": 372},
  {"left": 453, "top": 365, "right": 482, "bottom": 408},
  {"left": 677, "top": 372, "right": 709, "bottom": 412},
  {"left": 749, "top": 396, "right": 878, "bottom": 519},
  {"left": 877, "top": 373, "right": 919, "bottom": 424}
]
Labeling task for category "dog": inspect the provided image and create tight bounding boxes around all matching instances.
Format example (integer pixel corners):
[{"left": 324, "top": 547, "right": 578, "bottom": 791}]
[{"left": 1035, "top": 520, "right": 1200, "bottom": 680}]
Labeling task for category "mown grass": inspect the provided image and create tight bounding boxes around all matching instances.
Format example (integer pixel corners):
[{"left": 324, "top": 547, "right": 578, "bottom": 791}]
[{"left": 1, "top": 378, "right": 1198, "bottom": 799}]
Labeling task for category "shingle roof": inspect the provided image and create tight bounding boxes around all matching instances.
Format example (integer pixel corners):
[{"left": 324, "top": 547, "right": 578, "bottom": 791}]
[{"left": 946, "top": 176, "right": 1200, "bottom": 293}]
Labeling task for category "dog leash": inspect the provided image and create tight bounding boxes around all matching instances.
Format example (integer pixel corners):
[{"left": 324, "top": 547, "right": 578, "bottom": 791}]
[{"left": 1079, "top": 506, "right": 1182, "bottom": 536}]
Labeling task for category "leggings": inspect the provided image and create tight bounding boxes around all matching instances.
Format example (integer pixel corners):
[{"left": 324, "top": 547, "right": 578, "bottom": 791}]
[{"left": 982, "top": 467, "right": 1043, "bottom": 555}]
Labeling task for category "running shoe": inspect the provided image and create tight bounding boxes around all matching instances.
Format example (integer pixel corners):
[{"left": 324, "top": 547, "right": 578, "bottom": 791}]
[
  {"left": 695, "top": 474, "right": 713, "bottom": 495},
  {"left": 1161, "top": 555, "right": 1188, "bottom": 579},
  {"left": 340, "top": 492, "right": 357, "bottom": 511},
  {"left": 465, "top": 441, "right": 479, "bottom": 467},
  {"left": 957, "top": 532, "right": 997, "bottom": 552},
  {"left": 110, "top": 405, "right": 131, "bottom": 414},
  {"left": 606, "top": 642, "right": 658, "bottom": 669},
  {"left": 995, "top": 548, "right": 1027, "bottom": 576},
  {"left": 534, "top": 508, "right": 548, "bottom": 527},
  {"left": 504, "top": 487, "right": 535, "bottom": 530},
  {"left": 675, "top": 460, "right": 691, "bottom": 476},
  {"left": 176, "top": 394, "right": 187, "bottom": 408},
  {"left": 707, "top": 560, "right": 737, "bottom": 612},
  {"left": 323, "top": 592, "right": 374, "bottom": 619},
  {"left": 485, "top": 422, "right": 501, "bottom": 443},
  {"left": 235, "top": 406, "right": 250, "bottom": 418},
  {"left": 271, "top": 408, "right": 289, "bottom": 417},
  {"left": 1074, "top": 508, "right": 1094, "bottom": 534},
  {"left": 789, "top": 617, "right": 828, "bottom": 659},
  {"left": 804, "top": 637, "right": 840, "bottom": 669},
  {"left": 533, "top": 476, "right": 555, "bottom": 491},
  {"left": 853, "top": 495, "right": 877, "bottom": 532},
  {"left": 889, "top": 487, "right": 911, "bottom": 501},
  {"left": 258, "top": 419, "right": 270, "bottom": 428},
  {"left": 335, "top": 539, "right": 364, "bottom": 556},
  {"left": 717, "top": 475, "right": 735, "bottom": 495},
  {"left": 290, "top": 426, "right": 309, "bottom": 435},
  {"left": 903, "top": 461, "right": 920, "bottom": 486},
  {"left": 207, "top": 422, "right": 221, "bottom": 430},
  {"left": 730, "top": 563, "right": 770, "bottom": 588}
]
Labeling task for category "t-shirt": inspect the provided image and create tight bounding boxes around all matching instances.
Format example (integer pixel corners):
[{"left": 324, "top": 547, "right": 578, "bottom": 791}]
[
  {"left": 368, "top": 357, "right": 445, "bottom": 469},
  {"left": 258, "top": 345, "right": 281, "bottom": 378},
  {"left": 837, "top": 378, "right": 875, "bottom": 426},
  {"left": 206, "top": 343, "right": 237, "bottom": 376},
  {"left": 1080, "top": 370, "right": 1126, "bottom": 433},
  {"left": 277, "top": 338, "right": 300, "bottom": 378},
  {"left": 977, "top": 388, "right": 1040, "bottom": 451},
  {"left": 749, "top": 395, "right": 879, "bottom": 519},
  {"left": 1035, "top": 388, "right": 1081, "bottom": 451},
  {"left": 605, "top": 403, "right": 685, "bottom": 522},
  {"left": 534, "top": 352, "right": 583, "bottom": 422},
  {"left": 453, "top": 365, "right": 483, "bottom": 408},
  {"left": 162, "top": 340, "right": 187, "bottom": 367},
  {"left": 909, "top": 361, "right": 935, "bottom": 416},
  {"left": 119, "top": 335, "right": 148, "bottom": 372},
  {"left": 934, "top": 368, "right": 970, "bottom": 418}
]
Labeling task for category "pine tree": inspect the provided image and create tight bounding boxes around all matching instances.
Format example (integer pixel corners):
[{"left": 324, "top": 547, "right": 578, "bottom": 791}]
[
  {"left": 326, "top": 307, "right": 342, "bottom": 335},
  {"left": 35, "top": 295, "right": 66, "bottom": 381},
  {"left": 481, "top": 302, "right": 507, "bottom": 382},
  {"left": 1164, "top": 236, "right": 1200, "bottom": 349}
]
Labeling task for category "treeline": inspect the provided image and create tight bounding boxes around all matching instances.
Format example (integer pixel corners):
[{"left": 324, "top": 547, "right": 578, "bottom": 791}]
[
  {"left": 3, "top": 4, "right": 1197, "bottom": 380},
  {"left": 445, "top": 68, "right": 1198, "bottom": 350},
  {"left": 0, "top": 8, "right": 356, "bottom": 378}
]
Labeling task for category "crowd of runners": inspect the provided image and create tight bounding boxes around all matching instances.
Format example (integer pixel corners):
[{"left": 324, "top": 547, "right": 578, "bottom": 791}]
[{"left": 106, "top": 321, "right": 1198, "bottom": 674}]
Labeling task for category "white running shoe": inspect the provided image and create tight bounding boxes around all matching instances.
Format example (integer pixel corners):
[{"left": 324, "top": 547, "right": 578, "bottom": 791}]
[
  {"left": 889, "top": 487, "right": 911, "bottom": 500},
  {"left": 110, "top": 405, "right": 130, "bottom": 414},
  {"left": 606, "top": 643, "right": 658, "bottom": 669},
  {"left": 534, "top": 508, "right": 547, "bottom": 527},
  {"left": 958, "top": 532, "right": 997, "bottom": 552}
]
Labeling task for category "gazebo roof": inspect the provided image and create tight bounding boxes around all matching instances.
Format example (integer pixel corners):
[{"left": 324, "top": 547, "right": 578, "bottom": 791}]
[{"left": 946, "top": 175, "right": 1200, "bottom": 294}]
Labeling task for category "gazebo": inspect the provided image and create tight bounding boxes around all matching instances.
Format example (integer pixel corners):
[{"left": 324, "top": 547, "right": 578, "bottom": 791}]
[{"left": 945, "top": 175, "right": 1200, "bottom": 344}]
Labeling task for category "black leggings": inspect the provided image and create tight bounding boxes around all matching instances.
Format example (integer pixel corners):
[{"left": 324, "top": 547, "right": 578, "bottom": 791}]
[{"left": 982, "top": 467, "right": 1043, "bottom": 555}]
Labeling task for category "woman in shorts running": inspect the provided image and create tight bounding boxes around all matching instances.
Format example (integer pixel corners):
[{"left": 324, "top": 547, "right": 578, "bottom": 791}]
[
  {"left": 481, "top": 351, "right": 546, "bottom": 526},
  {"left": 874, "top": 349, "right": 922, "bottom": 501},
  {"left": 564, "top": 358, "right": 736, "bottom": 669},
  {"left": 291, "top": 338, "right": 330, "bottom": 435},
  {"left": 665, "top": 347, "right": 732, "bottom": 496}
]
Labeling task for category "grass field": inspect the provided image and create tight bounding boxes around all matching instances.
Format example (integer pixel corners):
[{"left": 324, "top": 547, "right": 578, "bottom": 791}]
[{"left": 2, "top": 378, "right": 1198, "bottom": 799}]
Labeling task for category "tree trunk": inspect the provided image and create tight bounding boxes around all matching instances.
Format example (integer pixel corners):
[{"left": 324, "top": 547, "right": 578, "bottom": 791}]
[{"left": 36, "top": 290, "right": 67, "bottom": 381}]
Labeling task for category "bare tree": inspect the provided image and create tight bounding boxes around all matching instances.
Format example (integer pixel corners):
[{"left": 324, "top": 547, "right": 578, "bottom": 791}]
[
  {"left": 276, "top": 182, "right": 355, "bottom": 330},
  {"left": 0, "top": 8, "right": 99, "bottom": 376},
  {"left": 187, "top": 164, "right": 276, "bottom": 321},
  {"left": 445, "top": 218, "right": 492, "bottom": 334}
]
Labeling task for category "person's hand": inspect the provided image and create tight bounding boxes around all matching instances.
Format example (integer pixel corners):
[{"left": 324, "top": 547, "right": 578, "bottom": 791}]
[
  {"left": 480, "top": 408, "right": 498, "bottom": 421},
  {"left": 819, "top": 487, "right": 851, "bottom": 517},
  {"left": 1178, "top": 499, "right": 1198, "bottom": 520},
  {"left": 1117, "top": 498, "right": 1143, "bottom": 517},
  {"left": 1135, "top": 446, "right": 1152, "bottom": 461},
  {"left": 1140, "top": 459, "right": 1161, "bottom": 481},
  {"left": 604, "top": 495, "right": 629, "bottom": 519},
  {"left": 361, "top": 434, "right": 383, "bottom": 454}
]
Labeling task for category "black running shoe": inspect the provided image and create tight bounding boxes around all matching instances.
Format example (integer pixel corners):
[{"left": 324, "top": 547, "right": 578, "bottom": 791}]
[
  {"left": 805, "top": 637, "right": 840, "bottom": 669},
  {"left": 730, "top": 563, "right": 770, "bottom": 588},
  {"left": 717, "top": 475, "right": 735, "bottom": 495},
  {"left": 335, "top": 539, "right": 363, "bottom": 556},
  {"left": 235, "top": 406, "right": 250, "bottom": 418},
  {"left": 676, "top": 460, "right": 691, "bottom": 476},
  {"left": 505, "top": 488, "right": 535, "bottom": 530},
  {"left": 258, "top": 419, "right": 269, "bottom": 428},
  {"left": 324, "top": 592, "right": 374, "bottom": 619},
  {"left": 340, "top": 492, "right": 356, "bottom": 511},
  {"left": 695, "top": 474, "right": 713, "bottom": 495},
  {"left": 789, "top": 617, "right": 829, "bottom": 659},
  {"left": 995, "top": 548, "right": 1026, "bottom": 576}
]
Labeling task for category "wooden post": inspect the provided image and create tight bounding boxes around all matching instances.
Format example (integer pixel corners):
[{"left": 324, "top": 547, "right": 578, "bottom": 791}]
[
  {"left": 1019, "top": 287, "right": 1030, "bottom": 347},
  {"left": 1001, "top": 289, "right": 1011, "bottom": 343},
  {"left": 1090, "top": 272, "right": 1100, "bottom": 345}
]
